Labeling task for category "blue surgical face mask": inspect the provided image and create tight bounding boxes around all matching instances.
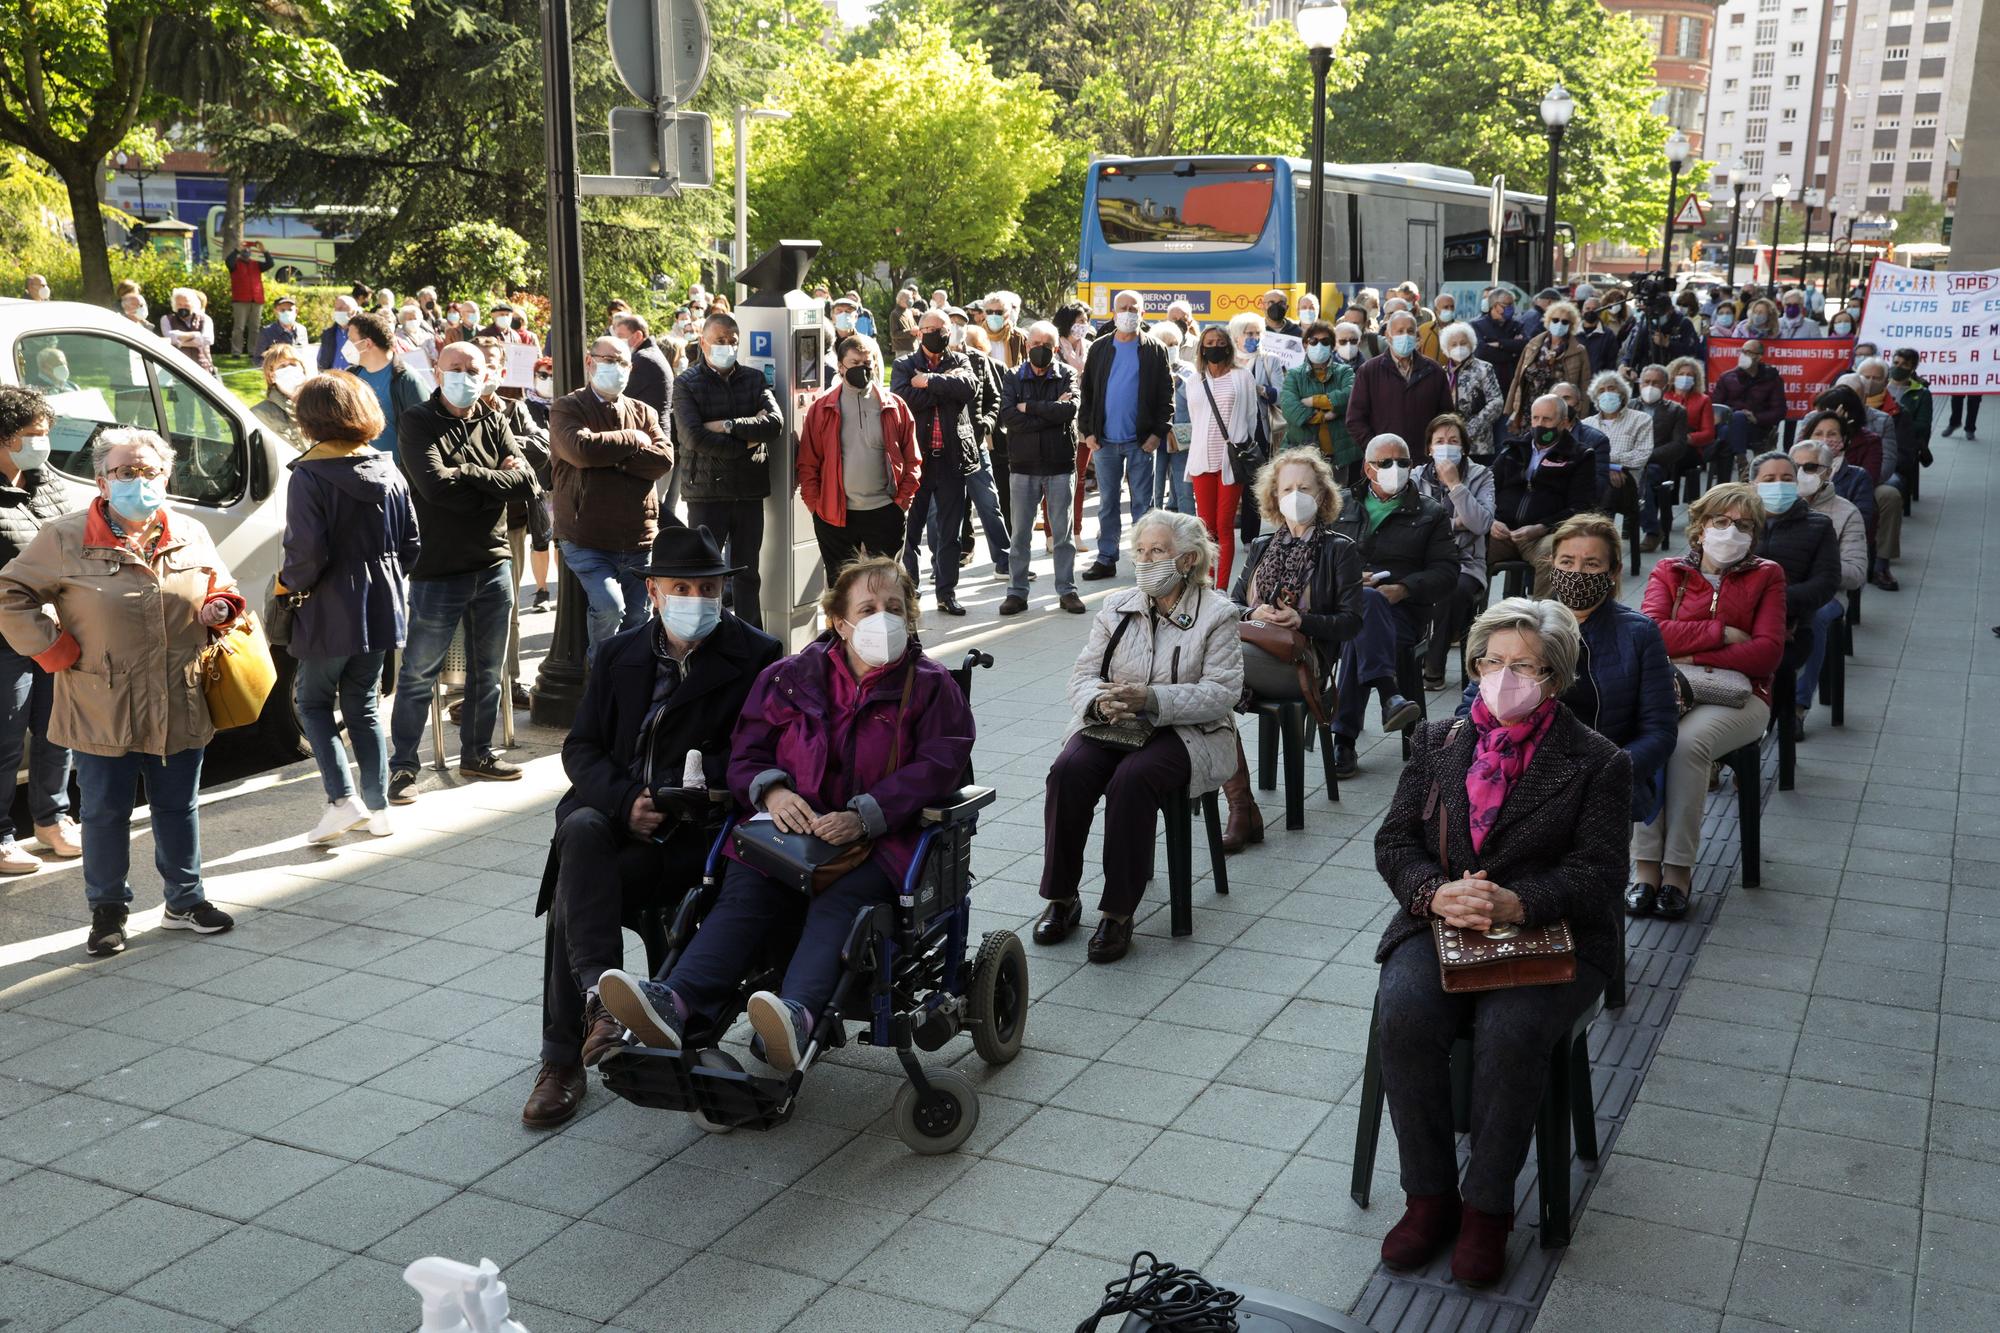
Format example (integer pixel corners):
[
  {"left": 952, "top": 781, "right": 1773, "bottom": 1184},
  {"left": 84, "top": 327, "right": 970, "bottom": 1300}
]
[
  {"left": 707, "top": 342, "right": 738, "bottom": 371},
  {"left": 1243, "top": 335, "right": 1260, "bottom": 354},
  {"left": 660, "top": 594, "right": 722, "bottom": 642},
  {"left": 441, "top": 370, "right": 483, "bottom": 410},
  {"left": 1757, "top": 479, "right": 1799, "bottom": 514},
  {"left": 1548, "top": 320, "right": 1571, "bottom": 337},
  {"left": 1674, "top": 374, "right": 1695, "bottom": 392},
  {"left": 1390, "top": 333, "right": 1417, "bottom": 357},
  {"left": 107, "top": 476, "right": 167, "bottom": 522},
  {"left": 986, "top": 313, "right": 1006, "bottom": 332},
  {"left": 1596, "top": 391, "right": 1624, "bottom": 415},
  {"left": 592, "top": 362, "right": 630, "bottom": 396},
  {"left": 1305, "top": 342, "right": 1332, "bottom": 365}
]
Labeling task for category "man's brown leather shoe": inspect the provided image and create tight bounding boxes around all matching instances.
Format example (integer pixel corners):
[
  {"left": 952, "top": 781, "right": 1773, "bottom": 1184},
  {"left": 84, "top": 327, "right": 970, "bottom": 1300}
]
[
  {"left": 521, "top": 1061, "right": 586, "bottom": 1130},
  {"left": 580, "top": 994, "right": 625, "bottom": 1068}
]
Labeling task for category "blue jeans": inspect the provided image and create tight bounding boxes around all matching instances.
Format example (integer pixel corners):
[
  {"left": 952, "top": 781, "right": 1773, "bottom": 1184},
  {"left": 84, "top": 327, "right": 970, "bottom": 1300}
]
[
  {"left": 0, "top": 646, "right": 71, "bottom": 843},
  {"left": 663, "top": 857, "right": 896, "bottom": 1019},
  {"left": 1009, "top": 471, "right": 1076, "bottom": 597},
  {"left": 1153, "top": 448, "right": 1191, "bottom": 514},
  {"left": 1091, "top": 441, "right": 1155, "bottom": 565},
  {"left": 1796, "top": 598, "right": 1844, "bottom": 709},
  {"left": 963, "top": 458, "right": 1011, "bottom": 573},
  {"left": 75, "top": 747, "right": 204, "bottom": 912},
  {"left": 389, "top": 563, "right": 514, "bottom": 773},
  {"left": 557, "top": 540, "right": 650, "bottom": 648},
  {"left": 296, "top": 651, "right": 389, "bottom": 810}
]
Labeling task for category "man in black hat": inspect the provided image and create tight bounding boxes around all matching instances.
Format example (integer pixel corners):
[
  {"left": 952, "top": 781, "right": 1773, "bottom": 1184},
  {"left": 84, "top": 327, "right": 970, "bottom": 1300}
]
[{"left": 521, "top": 524, "right": 783, "bottom": 1130}]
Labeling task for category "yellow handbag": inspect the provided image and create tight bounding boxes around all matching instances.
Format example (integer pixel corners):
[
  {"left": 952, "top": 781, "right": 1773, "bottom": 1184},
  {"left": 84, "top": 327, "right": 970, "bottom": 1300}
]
[{"left": 200, "top": 613, "right": 279, "bottom": 730}]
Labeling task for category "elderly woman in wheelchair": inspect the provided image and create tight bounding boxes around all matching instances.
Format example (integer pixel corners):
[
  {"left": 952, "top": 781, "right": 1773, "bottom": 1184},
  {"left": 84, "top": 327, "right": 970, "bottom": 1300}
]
[{"left": 596, "top": 555, "right": 1027, "bottom": 1152}]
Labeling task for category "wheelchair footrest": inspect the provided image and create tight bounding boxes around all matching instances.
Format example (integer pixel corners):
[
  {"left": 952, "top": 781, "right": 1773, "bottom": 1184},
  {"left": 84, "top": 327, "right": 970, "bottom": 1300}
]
[{"left": 598, "top": 1045, "right": 796, "bottom": 1131}]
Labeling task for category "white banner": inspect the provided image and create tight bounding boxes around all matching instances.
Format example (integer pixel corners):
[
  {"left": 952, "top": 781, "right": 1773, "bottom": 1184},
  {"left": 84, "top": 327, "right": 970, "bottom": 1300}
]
[
  {"left": 1260, "top": 331, "right": 1304, "bottom": 371},
  {"left": 1855, "top": 261, "right": 2000, "bottom": 396},
  {"left": 502, "top": 343, "right": 541, "bottom": 389}
]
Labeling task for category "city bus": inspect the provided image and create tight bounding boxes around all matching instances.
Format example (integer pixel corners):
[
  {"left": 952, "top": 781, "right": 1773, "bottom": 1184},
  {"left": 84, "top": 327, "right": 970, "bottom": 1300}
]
[
  {"left": 202, "top": 205, "right": 376, "bottom": 280},
  {"left": 1076, "top": 155, "right": 1565, "bottom": 320}
]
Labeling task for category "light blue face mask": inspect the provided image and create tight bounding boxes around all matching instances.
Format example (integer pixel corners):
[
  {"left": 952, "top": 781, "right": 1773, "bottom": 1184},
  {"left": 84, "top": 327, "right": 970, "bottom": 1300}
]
[
  {"left": 441, "top": 370, "right": 483, "bottom": 409},
  {"left": 1305, "top": 342, "right": 1332, "bottom": 365},
  {"left": 107, "top": 476, "right": 167, "bottom": 522},
  {"left": 1548, "top": 320, "right": 1572, "bottom": 337},
  {"left": 660, "top": 595, "right": 721, "bottom": 642},
  {"left": 592, "top": 362, "right": 630, "bottom": 396},
  {"left": 1390, "top": 333, "right": 1417, "bottom": 357},
  {"left": 1596, "top": 391, "right": 1624, "bottom": 415},
  {"left": 1757, "top": 479, "right": 1798, "bottom": 513},
  {"left": 985, "top": 313, "right": 1006, "bottom": 332},
  {"left": 707, "top": 343, "right": 738, "bottom": 371}
]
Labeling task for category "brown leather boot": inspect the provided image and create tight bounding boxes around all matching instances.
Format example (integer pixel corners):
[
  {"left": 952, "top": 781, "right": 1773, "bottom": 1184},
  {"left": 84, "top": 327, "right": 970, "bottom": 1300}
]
[
  {"left": 520, "top": 1061, "right": 586, "bottom": 1129},
  {"left": 579, "top": 993, "right": 625, "bottom": 1068},
  {"left": 1381, "top": 1191, "right": 1461, "bottom": 1271},
  {"left": 1220, "top": 738, "right": 1263, "bottom": 854}
]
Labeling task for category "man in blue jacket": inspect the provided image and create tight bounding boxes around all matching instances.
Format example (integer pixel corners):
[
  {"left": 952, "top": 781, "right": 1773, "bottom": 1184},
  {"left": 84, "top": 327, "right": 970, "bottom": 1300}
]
[
  {"left": 521, "top": 524, "right": 783, "bottom": 1129},
  {"left": 1471, "top": 289, "right": 1528, "bottom": 395}
]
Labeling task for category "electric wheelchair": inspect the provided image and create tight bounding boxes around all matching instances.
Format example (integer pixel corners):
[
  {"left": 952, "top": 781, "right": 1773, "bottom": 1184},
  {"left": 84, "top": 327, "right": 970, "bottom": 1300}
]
[{"left": 597, "top": 649, "right": 1030, "bottom": 1154}]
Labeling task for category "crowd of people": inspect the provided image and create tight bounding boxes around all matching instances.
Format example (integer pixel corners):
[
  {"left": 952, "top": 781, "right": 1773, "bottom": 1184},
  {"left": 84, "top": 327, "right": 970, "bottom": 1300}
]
[{"left": 0, "top": 258, "right": 1964, "bottom": 1293}]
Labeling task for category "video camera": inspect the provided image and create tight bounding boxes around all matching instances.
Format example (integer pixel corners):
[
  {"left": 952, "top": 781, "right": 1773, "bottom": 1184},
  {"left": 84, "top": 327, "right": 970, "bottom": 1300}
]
[{"left": 1629, "top": 271, "right": 1677, "bottom": 320}]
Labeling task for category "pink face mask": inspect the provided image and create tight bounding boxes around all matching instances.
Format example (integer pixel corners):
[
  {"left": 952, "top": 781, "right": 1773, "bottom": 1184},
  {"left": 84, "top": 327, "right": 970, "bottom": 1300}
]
[{"left": 1478, "top": 666, "right": 1545, "bottom": 723}]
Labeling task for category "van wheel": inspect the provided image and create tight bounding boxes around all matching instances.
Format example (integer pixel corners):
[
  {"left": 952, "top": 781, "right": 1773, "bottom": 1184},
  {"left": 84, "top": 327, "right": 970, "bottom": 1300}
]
[{"left": 255, "top": 648, "right": 309, "bottom": 759}]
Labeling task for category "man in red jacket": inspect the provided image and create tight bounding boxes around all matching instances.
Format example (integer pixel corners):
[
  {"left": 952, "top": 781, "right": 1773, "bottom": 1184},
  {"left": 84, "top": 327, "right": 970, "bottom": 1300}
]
[
  {"left": 224, "top": 242, "right": 273, "bottom": 357},
  {"left": 797, "top": 335, "right": 920, "bottom": 575}
]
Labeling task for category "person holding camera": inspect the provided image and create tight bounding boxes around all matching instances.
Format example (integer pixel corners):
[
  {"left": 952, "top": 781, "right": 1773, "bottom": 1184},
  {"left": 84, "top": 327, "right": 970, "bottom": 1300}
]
[
  {"left": 1615, "top": 281, "right": 1702, "bottom": 379},
  {"left": 521, "top": 525, "right": 783, "bottom": 1129}
]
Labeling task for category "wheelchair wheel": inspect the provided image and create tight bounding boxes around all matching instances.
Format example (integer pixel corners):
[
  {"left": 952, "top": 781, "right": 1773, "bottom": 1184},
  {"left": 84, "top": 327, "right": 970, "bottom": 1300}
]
[
  {"left": 691, "top": 1048, "right": 740, "bottom": 1134},
  {"left": 892, "top": 1068, "right": 979, "bottom": 1155},
  {"left": 968, "top": 930, "right": 1028, "bottom": 1066}
]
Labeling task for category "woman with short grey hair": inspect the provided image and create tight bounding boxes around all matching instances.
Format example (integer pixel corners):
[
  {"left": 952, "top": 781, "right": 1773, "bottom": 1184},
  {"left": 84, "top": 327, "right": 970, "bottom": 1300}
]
[
  {"left": 1370, "top": 594, "right": 1630, "bottom": 1286},
  {"left": 1437, "top": 322, "right": 1505, "bottom": 458},
  {"left": 1036, "top": 508, "right": 1244, "bottom": 964}
]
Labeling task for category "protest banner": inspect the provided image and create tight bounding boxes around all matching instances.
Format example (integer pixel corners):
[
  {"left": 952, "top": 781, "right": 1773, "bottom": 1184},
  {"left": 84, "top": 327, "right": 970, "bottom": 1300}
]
[
  {"left": 502, "top": 343, "right": 542, "bottom": 389},
  {"left": 1854, "top": 261, "right": 2000, "bottom": 396},
  {"left": 1706, "top": 336, "right": 1851, "bottom": 420},
  {"left": 1260, "top": 331, "right": 1304, "bottom": 372}
]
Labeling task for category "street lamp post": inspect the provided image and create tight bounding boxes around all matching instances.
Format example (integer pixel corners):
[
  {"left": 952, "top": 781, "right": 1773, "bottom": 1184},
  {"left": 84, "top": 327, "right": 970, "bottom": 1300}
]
[
  {"left": 1660, "top": 130, "right": 1691, "bottom": 275},
  {"left": 1294, "top": 0, "right": 1349, "bottom": 311},
  {"left": 1767, "top": 173, "right": 1793, "bottom": 287},
  {"left": 113, "top": 150, "right": 156, "bottom": 221},
  {"left": 1800, "top": 187, "right": 1824, "bottom": 294},
  {"left": 1724, "top": 161, "right": 1747, "bottom": 287},
  {"left": 1539, "top": 83, "right": 1575, "bottom": 292},
  {"left": 1823, "top": 202, "right": 1840, "bottom": 294},
  {"left": 733, "top": 106, "right": 792, "bottom": 306}
]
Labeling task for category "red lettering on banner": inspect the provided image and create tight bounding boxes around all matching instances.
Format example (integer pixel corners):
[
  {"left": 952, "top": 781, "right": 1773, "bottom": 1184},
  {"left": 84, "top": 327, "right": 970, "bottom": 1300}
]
[{"left": 1707, "top": 337, "right": 1854, "bottom": 421}]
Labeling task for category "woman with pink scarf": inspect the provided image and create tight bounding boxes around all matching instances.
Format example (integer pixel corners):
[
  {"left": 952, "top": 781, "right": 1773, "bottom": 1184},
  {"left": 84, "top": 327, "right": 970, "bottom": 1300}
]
[{"left": 1368, "top": 597, "right": 1631, "bottom": 1288}]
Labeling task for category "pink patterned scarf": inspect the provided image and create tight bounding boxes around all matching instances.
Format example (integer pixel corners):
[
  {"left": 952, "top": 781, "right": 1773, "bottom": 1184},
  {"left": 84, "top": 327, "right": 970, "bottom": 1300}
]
[{"left": 1465, "top": 696, "right": 1558, "bottom": 853}]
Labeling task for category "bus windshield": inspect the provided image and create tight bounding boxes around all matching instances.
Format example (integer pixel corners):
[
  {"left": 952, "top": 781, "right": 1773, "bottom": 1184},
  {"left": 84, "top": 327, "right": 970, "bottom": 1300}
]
[{"left": 1094, "top": 164, "right": 1275, "bottom": 252}]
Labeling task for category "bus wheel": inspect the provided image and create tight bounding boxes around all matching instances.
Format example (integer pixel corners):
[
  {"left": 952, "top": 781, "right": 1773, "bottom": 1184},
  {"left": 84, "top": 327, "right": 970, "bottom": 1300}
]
[{"left": 274, "top": 266, "right": 303, "bottom": 283}]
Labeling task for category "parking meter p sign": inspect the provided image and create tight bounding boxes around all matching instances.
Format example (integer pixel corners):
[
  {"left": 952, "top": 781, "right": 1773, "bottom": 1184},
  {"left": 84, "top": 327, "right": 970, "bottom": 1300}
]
[{"left": 606, "top": 0, "right": 711, "bottom": 106}]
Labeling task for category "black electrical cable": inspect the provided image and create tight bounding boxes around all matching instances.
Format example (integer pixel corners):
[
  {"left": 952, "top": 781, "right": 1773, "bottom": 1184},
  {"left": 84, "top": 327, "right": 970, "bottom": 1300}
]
[{"left": 1074, "top": 1250, "right": 1244, "bottom": 1332}]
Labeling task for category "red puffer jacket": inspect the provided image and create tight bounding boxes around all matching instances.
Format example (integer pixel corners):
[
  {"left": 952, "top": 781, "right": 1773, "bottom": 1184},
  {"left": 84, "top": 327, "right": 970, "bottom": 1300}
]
[{"left": 1640, "top": 556, "right": 1788, "bottom": 705}]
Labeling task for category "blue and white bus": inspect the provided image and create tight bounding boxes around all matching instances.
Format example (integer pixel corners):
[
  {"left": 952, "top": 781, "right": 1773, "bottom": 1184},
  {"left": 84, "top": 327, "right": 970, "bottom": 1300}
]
[{"left": 1076, "top": 155, "right": 1565, "bottom": 320}]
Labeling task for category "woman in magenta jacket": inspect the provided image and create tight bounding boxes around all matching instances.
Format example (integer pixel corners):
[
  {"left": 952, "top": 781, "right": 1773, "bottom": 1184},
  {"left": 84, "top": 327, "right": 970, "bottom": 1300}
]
[
  {"left": 1628, "top": 481, "right": 1787, "bottom": 921},
  {"left": 596, "top": 554, "right": 974, "bottom": 1074}
]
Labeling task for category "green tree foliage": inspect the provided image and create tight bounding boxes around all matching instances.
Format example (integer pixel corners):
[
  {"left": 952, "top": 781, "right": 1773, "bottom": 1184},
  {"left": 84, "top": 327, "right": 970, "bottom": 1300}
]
[
  {"left": 1894, "top": 191, "right": 1947, "bottom": 245},
  {"left": 1325, "top": 0, "right": 1674, "bottom": 246},
  {"left": 749, "top": 20, "right": 1060, "bottom": 292},
  {"left": 0, "top": 0, "right": 400, "bottom": 301}
]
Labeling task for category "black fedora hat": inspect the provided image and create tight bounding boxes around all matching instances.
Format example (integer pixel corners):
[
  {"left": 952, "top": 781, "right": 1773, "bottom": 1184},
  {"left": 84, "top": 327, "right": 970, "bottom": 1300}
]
[{"left": 641, "top": 523, "right": 741, "bottom": 579}]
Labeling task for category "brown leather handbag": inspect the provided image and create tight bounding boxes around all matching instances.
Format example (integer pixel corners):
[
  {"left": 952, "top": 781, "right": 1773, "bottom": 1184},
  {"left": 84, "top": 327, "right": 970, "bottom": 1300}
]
[
  {"left": 1239, "top": 589, "right": 1329, "bottom": 726},
  {"left": 1425, "top": 721, "right": 1577, "bottom": 993}
]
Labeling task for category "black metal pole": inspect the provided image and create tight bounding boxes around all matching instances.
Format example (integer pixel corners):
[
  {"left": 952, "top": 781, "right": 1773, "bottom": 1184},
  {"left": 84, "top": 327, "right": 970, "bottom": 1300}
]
[
  {"left": 1306, "top": 47, "right": 1331, "bottom": 309},
  {"left": 1768, "top": 197, "right": 1785, "bottom": 289},
  {"left": 1725, "top": 183, "right": 1745, "bottom": 287},
  {"left": 1799, "top": 205, "right": 1816, "bottom": 290},
  {"left": 1824, "top": 207, "right": 1839, "bottom": 293},
  {"left": 1661, "top": 162, "right": 1681, "bottom": 276},
  {"left": 532, "top": 0, "right": 591, "bottom": 730},
  {"left": 1543, "top": 127, "right": 1563, "bottom": 292}
]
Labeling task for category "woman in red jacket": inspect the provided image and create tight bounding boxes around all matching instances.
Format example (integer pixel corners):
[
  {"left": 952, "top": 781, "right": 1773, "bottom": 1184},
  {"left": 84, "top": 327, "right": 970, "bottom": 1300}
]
[
  {"left": 1665, "top": 355, "right": 1714, "bottom": 470},
  {"left": 1628, "top": 482, "right": 1786, "bottom": 921}
]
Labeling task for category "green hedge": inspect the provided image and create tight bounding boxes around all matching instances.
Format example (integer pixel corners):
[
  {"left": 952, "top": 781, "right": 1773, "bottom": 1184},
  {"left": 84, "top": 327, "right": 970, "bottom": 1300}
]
[{"left": 1, "top": 232, "right": 348, "bottom": 335}]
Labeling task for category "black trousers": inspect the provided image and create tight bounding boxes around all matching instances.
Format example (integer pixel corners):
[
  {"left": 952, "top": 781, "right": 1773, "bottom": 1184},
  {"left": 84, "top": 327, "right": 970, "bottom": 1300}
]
[
  {"left": 903, "top": 458, "right": 967, "bottom": 595},
  {"left": 1040, "top": 730, "right": 1191, "bottom": 917},
  {"left": 1947, "top": 395, "right": 1983, "bottom": 433},
  {"left": 539, "top": 807, "right": 708, "bottom": 1065},
  {"left": 685, "top": 498, "right": 764, "bottom": 629},
  {"left": 814, "top": 505, "right": 905, "bottom": 577},
  {"left": 1425, "top": 572, "right": 1487, "bottom": 676},
  {"left": 1376, "top": 931, "right": 1606, "bottom": 1214}
]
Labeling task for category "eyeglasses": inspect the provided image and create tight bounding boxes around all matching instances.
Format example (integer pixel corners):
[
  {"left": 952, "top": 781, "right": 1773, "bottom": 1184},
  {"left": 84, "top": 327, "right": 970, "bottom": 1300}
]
[
  {"left": 1707, "top": 518, "right": 1756, "bottom": 534},
  {"left": 106, "top": 464, "right": 166, "bottom": 481},
  {"left": 1474, "top": 657, "right": 1551, "bottom": 681}
]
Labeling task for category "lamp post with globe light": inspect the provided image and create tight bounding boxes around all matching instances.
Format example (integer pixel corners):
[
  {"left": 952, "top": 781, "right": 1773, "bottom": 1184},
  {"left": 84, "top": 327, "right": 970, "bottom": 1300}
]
[
  {"left": 1660, "top": 131, "right": 1691, "bottom": 275},
  {"left": 1767, "top": 174, "right": 1793, "bottom": 287},
  {"left": 1800, "top": 187, "right": 1825, "bottom": 294},
  {"left": 1294, "top": 0, "right": 1349, "bottom": 309},
  {"left": 1539, "top": 83, "right": 1574, "bottom": 291}
]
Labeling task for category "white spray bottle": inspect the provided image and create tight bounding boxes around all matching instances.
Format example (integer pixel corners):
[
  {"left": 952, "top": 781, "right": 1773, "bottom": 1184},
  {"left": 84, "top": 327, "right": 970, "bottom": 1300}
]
[{"left": 404, "top": 1256, "right": 531, "bottom": 1333}]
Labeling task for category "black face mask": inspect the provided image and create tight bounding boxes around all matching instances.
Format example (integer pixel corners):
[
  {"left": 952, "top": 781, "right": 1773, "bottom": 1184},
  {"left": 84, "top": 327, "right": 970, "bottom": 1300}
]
[
  {"left": 1027, "top": 345, "right": 1053, "bottom": 369},
  {"left": 921, "top": 330, "right": 949, "bottom": 355},
  {"left": 1201, "top": 343, "right": 1232, "bottom": 365},
  {"left": 844, "top": 365, "right": 871, "bottom": 390},
  {"left": 1889, "top": 365, "right": 1913, "bottom": 382},
  {"left": 1267, "top": 301, "right": 1288, "bottom": 320},
  {"left": 1535, "top": 427, "right": 1559, "bottom": 445}
]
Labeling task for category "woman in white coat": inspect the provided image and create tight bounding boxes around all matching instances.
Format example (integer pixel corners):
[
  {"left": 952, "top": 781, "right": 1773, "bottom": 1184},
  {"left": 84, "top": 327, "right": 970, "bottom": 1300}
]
[
  {"left": 1034, "top": 510, "right": 1244, "bottom": 964},
  {"left": 1185, "top": 325, "right": 1260, "bottom": 588}
]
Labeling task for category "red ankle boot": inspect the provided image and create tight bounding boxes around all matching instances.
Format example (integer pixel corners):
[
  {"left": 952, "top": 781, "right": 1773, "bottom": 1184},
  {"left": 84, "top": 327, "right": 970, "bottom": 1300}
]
[
  {"left": 1380, "top": 1192, "right": 1460, "bottom": 1271},
  {"left": 1450, "top": 1202, "right": 1512, "bottom": 1287}
]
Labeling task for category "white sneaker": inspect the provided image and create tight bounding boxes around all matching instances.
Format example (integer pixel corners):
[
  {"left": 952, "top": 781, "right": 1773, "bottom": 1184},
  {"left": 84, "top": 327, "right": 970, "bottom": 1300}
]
[
  {"left": 34, "top": 817, "right": 81, "bottom": 859},
  {"left": 365, "top": 809, "right": 393, "bottom": 838},
  {"left": 0, "top": 838, "right": 40, "bottom": 876},
  {"left": 307, "top": 797, "right": 370, "bottom": 845}
]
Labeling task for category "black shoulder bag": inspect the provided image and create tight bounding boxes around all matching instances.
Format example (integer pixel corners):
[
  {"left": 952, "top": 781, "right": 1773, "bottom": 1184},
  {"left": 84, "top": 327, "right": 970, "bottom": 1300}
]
[
  {"left": 1199, "top": 372, "right": 1267, "bottom": 477},
  {"left": 1079, "top": 615, "right": 1158, "bottom": 752}
]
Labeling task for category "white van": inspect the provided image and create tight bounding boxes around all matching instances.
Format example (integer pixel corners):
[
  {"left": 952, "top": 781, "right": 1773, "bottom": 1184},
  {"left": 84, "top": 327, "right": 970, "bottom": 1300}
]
[{"left": 0, "top": 298, "right": 303, "bottom": 750}]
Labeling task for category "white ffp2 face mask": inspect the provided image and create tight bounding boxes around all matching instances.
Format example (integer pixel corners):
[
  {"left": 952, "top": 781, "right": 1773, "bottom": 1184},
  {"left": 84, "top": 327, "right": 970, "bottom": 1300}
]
[
  {"left": 848, "top": 611, "right": 907, "bottom": 668},
  {"left": 1279, "top": 489, "right": 1318, "bottom": 526},
  {"left": 1373, "top": 463, "right": 1409, "bottom": 493}
]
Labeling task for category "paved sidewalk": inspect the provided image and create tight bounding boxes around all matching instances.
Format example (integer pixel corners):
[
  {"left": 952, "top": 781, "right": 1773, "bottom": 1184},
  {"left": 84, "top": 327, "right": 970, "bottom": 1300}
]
[{"left": 0, "top": 438, "right": 1981, "bottom": 1332}]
